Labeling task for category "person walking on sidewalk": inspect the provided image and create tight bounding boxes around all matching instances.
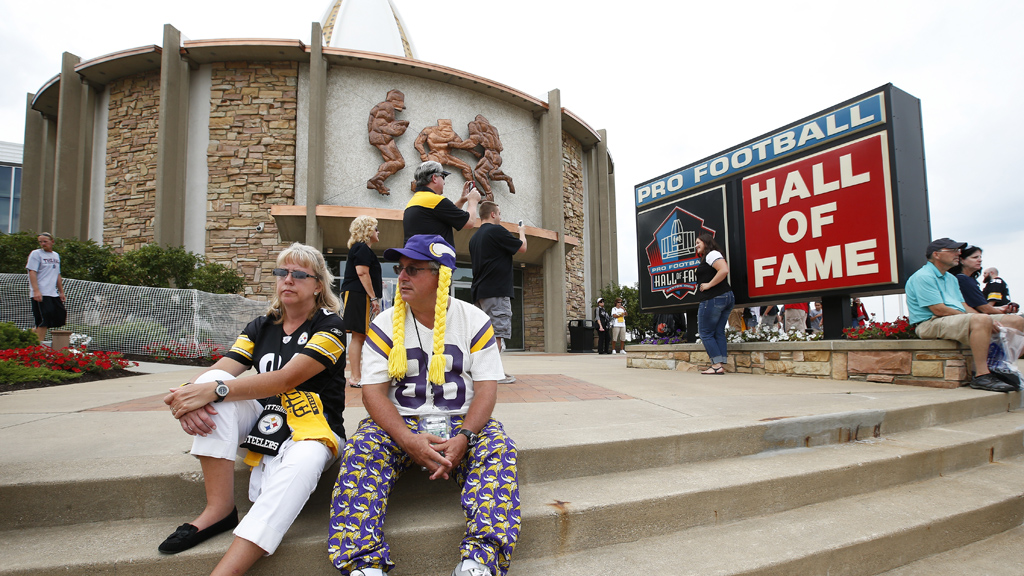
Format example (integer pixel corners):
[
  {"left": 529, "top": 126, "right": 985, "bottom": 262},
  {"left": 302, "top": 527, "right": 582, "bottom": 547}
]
[
  {"left": 341, "top": 216, "right": 383, "bottom": 388},
  {"left": 610, "top": 298, "right": 627, "bottom": 353},
  {"left": 469, "top": 201, "right": 526, "bottom": 383},
  {"left": 695, "top": 233, "right": 735, "bottom": 375},
  {"left": 25, "top": 232, "right": 66, "bottom": 342},
  {"left": 594, "top": 297, "right": 612, "bottom": 354}
]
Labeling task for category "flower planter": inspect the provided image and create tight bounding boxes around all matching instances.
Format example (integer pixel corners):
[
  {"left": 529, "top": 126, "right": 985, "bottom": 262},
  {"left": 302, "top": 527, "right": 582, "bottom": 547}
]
[{"left": 625, "top": 340, "right": 974, "bottom": 389}]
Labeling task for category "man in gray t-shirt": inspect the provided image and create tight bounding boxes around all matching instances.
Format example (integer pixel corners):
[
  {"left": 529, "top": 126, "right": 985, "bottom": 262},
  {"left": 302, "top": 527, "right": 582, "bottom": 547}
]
[{"left": 26, "top": 232, "right": 66, "bottom": 341}]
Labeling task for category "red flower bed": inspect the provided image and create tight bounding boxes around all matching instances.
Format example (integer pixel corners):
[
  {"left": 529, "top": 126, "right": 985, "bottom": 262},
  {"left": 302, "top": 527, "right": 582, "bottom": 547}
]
[
  {"left": 0, "top": 346, "right": 136, "bottom": 373},
  {"left": 843, "top": 316, "right": 919, "bottom": 340}
]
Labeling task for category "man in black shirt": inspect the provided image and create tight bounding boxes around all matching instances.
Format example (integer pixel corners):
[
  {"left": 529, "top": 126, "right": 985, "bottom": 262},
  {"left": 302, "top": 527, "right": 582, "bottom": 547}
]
[
  {"left": 982, "top": 267, "right": 1011, "bottom": 307},
  {"left": 403, "top": 160, "right": 481, "bottom": 244},
  {"left": 469, "top": 201, "right": 526, "bottom": 380}
]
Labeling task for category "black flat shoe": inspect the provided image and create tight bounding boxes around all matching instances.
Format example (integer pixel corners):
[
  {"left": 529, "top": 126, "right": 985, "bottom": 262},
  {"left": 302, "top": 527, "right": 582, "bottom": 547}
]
[{"left": 158, "top": 507, "right": 238, "bottom": 554}]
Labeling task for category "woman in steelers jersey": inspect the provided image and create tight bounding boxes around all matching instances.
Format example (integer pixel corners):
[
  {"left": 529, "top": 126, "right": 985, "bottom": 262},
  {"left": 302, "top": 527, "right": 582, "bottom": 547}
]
[{"left": 161, "top": 242, "right": 347, "bottom": 576}]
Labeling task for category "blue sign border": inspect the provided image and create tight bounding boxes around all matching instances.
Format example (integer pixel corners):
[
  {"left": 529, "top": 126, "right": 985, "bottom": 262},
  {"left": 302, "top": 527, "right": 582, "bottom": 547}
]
[{"left": 635, "top": 93, "right": 886, "bottom": 208}]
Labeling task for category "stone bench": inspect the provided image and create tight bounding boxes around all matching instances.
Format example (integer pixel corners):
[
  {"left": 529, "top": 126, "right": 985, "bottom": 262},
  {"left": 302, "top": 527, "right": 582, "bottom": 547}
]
[{"left": 626, "top": 340, "right": 973, "bottom": 388}]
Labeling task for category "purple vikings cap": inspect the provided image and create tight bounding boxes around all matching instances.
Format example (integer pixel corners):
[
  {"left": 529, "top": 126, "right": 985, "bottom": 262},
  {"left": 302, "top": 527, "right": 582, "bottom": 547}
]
[{"left": 383, "top": 234, "right": 458, "bottom": 270}]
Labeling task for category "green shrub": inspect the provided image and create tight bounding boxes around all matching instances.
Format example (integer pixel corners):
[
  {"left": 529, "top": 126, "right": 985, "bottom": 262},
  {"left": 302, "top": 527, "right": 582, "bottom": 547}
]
[
  {"left": 2, "top": 233, "right": 243, "bottom": 294},
  {"left": 0, "top": 322, "right": 39, "bottom": 350},
  {"left": 0, "top": 232, "right": 115, "bottom": 282},
  {"left": 0, "top": 360, "right": 80, "bottom": 386}
]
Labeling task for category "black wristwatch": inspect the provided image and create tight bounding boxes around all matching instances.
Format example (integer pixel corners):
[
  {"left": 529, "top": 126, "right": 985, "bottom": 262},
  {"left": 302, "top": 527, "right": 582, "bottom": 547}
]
[
  {"left": 214, "top": 380, "right": 229, "bottom": 403},
  {"left": 456, "top": 428, "right": 479, "bottom": 447}
]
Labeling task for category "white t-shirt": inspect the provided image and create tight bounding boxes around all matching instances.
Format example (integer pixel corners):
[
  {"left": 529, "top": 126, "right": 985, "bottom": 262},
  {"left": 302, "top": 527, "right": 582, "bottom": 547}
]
[
  {"left": 362, "top": 298, "right": 505, "bottom": 416},
  {"left": 611, "top": 306, "right": 626, "bottom": 327},
  {"left": 705, "top": 250, "right": 724, "bottom": 266},
  {"left": 26, "top": 248, "right": 61, "bottom": 297}
]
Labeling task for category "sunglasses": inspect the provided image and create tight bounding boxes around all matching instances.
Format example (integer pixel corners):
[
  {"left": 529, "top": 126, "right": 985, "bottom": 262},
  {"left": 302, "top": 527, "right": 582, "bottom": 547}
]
[
  {"left": 272, "top": 268, "right": 317, "bottom": 280},
  {"left": 394, "top": 264, "right": 437, "bottom": 277}
]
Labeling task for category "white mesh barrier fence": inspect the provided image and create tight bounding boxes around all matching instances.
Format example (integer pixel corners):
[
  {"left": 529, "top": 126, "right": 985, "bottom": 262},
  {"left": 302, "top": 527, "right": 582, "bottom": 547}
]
[{"left": 0, "top": 273, "right": 266, "bottom": 357}]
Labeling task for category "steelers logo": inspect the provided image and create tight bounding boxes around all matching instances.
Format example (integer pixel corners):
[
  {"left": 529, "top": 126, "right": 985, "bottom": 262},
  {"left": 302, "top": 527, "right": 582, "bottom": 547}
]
[
  {"left": 297, "top": 332, "right": 309, "bottom": 345},
  {"left": 258, "top": 414, "right": 284, "bottom": 434}
]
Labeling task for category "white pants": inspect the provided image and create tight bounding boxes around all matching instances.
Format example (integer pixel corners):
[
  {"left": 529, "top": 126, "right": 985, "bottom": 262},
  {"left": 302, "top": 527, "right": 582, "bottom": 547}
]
[{"left": 190, "top": 374, "right": 339, "bottom": 554}]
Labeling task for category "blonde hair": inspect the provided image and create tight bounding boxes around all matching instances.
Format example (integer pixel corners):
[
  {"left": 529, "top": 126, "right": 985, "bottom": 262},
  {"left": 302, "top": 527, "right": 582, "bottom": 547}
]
[
  {"left": 387, "top": 263, "right": 452, "bottom": 386},
  {"left": 266, "top": 242, "right": 341, "bottom": 321},
  {"left": 347, "top": 216, "right": 378, "bottom": 248}
]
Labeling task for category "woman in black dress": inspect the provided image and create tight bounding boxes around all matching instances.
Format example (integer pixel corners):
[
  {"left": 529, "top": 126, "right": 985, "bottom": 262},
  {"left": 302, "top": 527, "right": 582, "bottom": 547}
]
[{"left": 341, "top": 216, "right": 383, "bottom": 387}]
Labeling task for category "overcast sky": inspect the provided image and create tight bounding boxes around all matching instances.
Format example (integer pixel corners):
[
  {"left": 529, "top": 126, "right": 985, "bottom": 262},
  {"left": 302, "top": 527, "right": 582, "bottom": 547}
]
[{"left": 2, "top": 0, "right": 1021, "bottom": 319}]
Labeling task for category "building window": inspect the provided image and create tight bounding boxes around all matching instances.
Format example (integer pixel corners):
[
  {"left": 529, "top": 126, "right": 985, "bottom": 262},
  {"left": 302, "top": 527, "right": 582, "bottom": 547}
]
[{"left": 0, "top": 165, "right": 21, "bottom": 234}]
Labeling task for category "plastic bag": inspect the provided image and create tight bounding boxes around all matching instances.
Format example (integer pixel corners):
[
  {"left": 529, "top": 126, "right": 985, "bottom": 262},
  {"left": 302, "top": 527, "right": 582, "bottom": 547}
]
[{"left": 987, "top": 327, "right": 1024, "bottom": 389}]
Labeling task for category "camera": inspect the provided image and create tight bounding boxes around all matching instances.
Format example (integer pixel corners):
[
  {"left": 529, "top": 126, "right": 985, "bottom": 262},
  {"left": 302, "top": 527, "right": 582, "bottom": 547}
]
[{"left": 255, "top": 222, "right": 265, "bottom": 232}]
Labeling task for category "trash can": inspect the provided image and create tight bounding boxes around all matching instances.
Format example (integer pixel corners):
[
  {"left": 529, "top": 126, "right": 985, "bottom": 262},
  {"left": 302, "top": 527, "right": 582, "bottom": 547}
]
[{"left": 568, "top": 319, "right": 595, "bottom": 352}]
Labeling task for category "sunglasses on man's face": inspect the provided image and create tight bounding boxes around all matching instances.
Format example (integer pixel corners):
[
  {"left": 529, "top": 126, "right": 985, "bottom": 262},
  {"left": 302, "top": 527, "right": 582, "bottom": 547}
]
[
  {"left": 394, "top": 264, "right": 437, "bottom": 277},
  {"left": 272, "top": 268, "right": 316, "bottom": 280}
]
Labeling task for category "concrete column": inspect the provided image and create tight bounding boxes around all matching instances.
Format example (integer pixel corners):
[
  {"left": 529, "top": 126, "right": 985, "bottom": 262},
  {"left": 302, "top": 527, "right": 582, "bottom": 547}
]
[
  {"left": 52, "top": 52, "right": 84, "bottom": 237},
  {"left": 155, "top": 24, "right": 190, "bottom": 248},
  {"left": 595, "top": 129, "right": 615, "bottom": 290},
  {"left": 42, "top": 119, "right": 57, "bottom": 231},
  {"left": 305, "top": 22, "right": 327, "bottom": 250},
  {"left": 607, "top": 151, "right": 618, "bottom": 286},
  {"left": 20, "top": 93, "right": 46, "bottom": 233},
  {"left": 76, "top": 84, "right": 97, "bottom": 239},
  {"left": 540, "top": 89, "right": 567, "bottom": 353}
]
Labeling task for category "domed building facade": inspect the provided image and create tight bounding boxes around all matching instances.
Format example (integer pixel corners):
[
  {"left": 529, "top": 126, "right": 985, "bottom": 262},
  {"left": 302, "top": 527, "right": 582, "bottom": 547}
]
[{"left": 18, "top": 3, "right": 618, "bottom": 352}]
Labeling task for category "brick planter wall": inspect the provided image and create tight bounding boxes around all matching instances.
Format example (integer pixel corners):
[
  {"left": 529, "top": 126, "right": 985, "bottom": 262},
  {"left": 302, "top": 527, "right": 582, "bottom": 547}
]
[{"left": 625, "top": 340, "right": 976, "bottom": 389}]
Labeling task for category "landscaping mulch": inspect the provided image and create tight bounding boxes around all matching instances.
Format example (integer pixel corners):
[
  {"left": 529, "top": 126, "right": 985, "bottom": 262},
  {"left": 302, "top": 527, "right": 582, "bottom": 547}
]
[
  {"left": 2, "top": 354, "right": 216, "bottom": 393},
  {"left": 1, "top": 369, "right": 144, "bottom": 393}
]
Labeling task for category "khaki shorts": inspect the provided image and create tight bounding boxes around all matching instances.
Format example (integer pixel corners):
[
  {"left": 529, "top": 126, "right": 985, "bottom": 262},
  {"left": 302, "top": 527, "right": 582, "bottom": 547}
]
[{"left": 915, "top": 313, "right": 1011, "bottom": 345}]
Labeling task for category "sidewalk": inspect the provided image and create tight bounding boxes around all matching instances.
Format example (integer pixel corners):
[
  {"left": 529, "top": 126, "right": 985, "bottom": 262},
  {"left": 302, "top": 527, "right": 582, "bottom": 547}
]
[{"left": 1, "top": 351, "right": 1011, "bottom": 487}]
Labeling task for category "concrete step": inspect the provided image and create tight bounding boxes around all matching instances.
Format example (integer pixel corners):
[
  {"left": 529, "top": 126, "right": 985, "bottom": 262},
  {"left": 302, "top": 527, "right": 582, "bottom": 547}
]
[
  {"left": 877, "top": 525, "right": 1024, "bottom": 575},
  {"left": 4, "top": 409, "right": 1024, "bottom": 575},
  {"left": 508, "top": 454, "right": 1024, "bottom": 576},
  {"left": 2, "top": 392, "right": 1017, "bottom": 531}
]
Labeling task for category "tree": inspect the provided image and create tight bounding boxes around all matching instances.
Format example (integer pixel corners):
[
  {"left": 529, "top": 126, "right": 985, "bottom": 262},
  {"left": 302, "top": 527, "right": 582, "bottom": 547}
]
[{"left": 595, "top": 282, "right": 654, "bottom": 342}]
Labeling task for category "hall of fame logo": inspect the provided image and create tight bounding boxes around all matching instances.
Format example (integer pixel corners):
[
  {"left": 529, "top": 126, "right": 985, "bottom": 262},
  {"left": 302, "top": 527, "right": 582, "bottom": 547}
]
[
  {"left": 258, "top": 413, "right": 284, "bottom": 434},
  {"left": 645, "top": 207, "right": 716, "bottom": 300}
]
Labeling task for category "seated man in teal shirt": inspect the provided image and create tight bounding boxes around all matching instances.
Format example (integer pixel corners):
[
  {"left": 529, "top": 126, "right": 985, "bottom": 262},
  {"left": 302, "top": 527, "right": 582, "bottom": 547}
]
[{"left": 905, "top": 237, "right": 1024, "bottom": 392}]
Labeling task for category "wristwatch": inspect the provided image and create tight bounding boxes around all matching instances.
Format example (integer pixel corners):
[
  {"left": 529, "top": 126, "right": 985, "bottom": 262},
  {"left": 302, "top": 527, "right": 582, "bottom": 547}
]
[
  {"left": 214, "top": 380, "right": 229, "bottom": 403},
  {"left": 456, "top": 428, "right": 479, "bottom": 447}
]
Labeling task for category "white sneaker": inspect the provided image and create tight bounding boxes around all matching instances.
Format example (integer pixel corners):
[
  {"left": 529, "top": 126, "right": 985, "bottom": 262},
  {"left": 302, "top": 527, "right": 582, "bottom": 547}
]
[
  {"left": 452, "top": 559, "right": 492, "bottom": 576},
  {"left": 497, "top": 374, "right": 516, "bottom": 384},
  {"left": 612, "top": 350, "right": 618, "bottom": 354},
  {"left": 351, "top": 569, "right": 384, "bottom": 576}
]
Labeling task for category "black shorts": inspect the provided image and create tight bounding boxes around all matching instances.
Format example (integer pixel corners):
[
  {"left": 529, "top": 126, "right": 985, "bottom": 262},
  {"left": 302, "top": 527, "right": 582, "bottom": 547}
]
[
  {"left": 32, "top": 296, "right": 66, "bottom": 328},
  {"left": 342, "top": 291, "right": 371, "bottom": 334}
]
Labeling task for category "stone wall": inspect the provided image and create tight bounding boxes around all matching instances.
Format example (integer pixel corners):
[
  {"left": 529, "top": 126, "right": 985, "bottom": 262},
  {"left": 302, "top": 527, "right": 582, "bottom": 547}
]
[
  {"left": 626, "top": 341, "right": 975, "bottom": 389},
  {"left": 562, "top": 131, "right": 586, "bottom": 322},
  {"left": 207, "top": 61, "right": 298, "bottom": 298},
  {"left": 104, "top": 70, "right": 161, "bottom": 252},
  {"left": 523, "top": 265, "right": 545, "bottom": 351}
]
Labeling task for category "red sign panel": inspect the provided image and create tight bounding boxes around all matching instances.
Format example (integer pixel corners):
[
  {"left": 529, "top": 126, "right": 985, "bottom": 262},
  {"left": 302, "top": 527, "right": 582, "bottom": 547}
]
[{"left": 743, "top": 132, "right": 897, "bottom": 297}]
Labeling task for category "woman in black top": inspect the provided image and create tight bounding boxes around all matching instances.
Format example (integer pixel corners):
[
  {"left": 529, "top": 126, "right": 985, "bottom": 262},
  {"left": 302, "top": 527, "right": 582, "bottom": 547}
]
[
  {"left": 341, "top": 215, "right": 383, "bottom": 387},
  {"left": 695, "top": 233, "right": 735, "bottom": 374},
  {"left": 161, "top": 243, "right": 346, "bottom": 574}
]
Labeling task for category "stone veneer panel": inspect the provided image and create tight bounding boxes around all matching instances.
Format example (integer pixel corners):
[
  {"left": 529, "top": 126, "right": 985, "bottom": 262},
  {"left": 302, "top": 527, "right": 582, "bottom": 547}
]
[
  {"left": 523, "top": 265, "right": 545, "bottom": 351},
  {"left": 207, "top": 61, "right": 298, "bottom": 297},
  {"left": 562, "top": 131, "right": 586, "bottom": 322},
  {"left": 105, "top": 70, "right": 161, "bottom": 252}
]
